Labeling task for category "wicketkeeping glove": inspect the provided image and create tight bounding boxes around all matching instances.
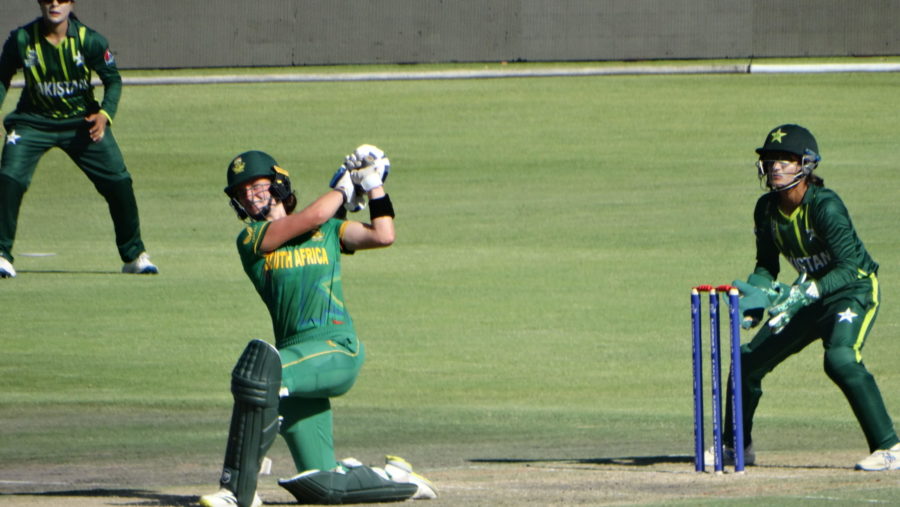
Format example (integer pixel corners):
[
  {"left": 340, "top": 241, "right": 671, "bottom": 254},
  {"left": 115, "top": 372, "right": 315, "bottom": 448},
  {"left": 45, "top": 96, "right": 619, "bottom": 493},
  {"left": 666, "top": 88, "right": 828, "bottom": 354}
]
[
  {"left": 766, "top": 274, "right": 820, "bottom": 334},
  {"left": 731, "top": 280, "right": 771, "bottom": 329},
  {"left": 731, "top": 276, "right": 791, "bottom": 329}
]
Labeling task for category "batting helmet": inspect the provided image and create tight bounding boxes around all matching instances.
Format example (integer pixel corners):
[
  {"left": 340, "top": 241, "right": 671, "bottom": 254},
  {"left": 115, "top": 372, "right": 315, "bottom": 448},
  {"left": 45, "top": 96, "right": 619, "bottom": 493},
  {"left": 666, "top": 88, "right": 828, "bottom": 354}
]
[{"left": 225, "top": 150, "right": 294, "bottom": 220}]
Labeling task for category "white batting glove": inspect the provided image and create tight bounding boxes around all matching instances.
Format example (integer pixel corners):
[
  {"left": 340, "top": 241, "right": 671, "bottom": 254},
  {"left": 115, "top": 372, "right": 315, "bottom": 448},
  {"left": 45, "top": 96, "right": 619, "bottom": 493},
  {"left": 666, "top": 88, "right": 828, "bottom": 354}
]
[
  {"left": 354, "top": 144, "right": 385, "bottom": 161},
  {"left": 329, "top": 166, "right": 355, "bottom": 205},
  {"left": 345, "top": 185, "right": 367, "bottom": 212},
  {"left": 351, "top": 159, "right": 390, "bottom": 191},
  {"left": 345, "top": 145, "right": 390, "bottom": 192}
]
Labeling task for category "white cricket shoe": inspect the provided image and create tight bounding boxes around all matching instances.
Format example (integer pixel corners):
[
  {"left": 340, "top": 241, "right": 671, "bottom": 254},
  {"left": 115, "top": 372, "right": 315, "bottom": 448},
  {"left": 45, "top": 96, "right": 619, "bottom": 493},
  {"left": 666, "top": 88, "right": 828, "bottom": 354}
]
[
  {"left": 122, "top": 252, "right": 158, "bottom": 274},
  {"left": 198, "top": 488, "right": 262, "bottom": 507},
  {"left": 383, "top": 455, "right": 437, "bottom": 500},
  {"left": 855, "top": 443, "right": 900, "bottom": 471},
  {"left": 704, "top": 443, "right": 755, "bottom": 467},
  {"left": 0, "top": 256, "right": 15, "bottom": 278}
]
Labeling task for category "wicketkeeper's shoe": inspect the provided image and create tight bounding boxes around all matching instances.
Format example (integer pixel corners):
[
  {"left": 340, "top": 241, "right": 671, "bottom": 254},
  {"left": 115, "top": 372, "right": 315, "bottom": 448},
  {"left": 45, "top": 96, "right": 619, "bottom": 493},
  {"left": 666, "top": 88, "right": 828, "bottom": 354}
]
[
  {"left": 122, "top": 252, "right": 158, "bottom": 274},
  {"left": 383, "top": 455, "right": 438, "bottom": 500},
  {"left": 704, "top": 443, "right": 756, "bottom": 467},
  {"left": 0, "top": 256, "right": 15, "bottom": 278},
  {"left": 198, "top": 488, "right": 262, "bottom": 507},
  {"left": 855, "top": 443, "right": 900, "bottom": 471}
]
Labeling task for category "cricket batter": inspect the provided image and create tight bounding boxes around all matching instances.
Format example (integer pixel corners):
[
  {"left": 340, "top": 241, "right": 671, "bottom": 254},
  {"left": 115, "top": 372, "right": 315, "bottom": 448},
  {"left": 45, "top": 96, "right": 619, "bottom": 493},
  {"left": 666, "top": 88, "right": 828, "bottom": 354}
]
[
  {"left": 723, "top": 124, "right": 900, "bottom": 470},
  {"left": 0, "top": 0, "right": 157, "bottom": 277},
  {"left": 200, "top": 147, "right": 436, "bottom": 507}
]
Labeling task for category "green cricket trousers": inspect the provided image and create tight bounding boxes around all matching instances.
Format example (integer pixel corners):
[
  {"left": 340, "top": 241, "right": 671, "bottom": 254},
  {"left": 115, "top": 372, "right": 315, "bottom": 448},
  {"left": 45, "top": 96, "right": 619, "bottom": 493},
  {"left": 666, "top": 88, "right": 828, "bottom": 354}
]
[{"left": 0, "top": 119, "right": 145, "bottom": 263}]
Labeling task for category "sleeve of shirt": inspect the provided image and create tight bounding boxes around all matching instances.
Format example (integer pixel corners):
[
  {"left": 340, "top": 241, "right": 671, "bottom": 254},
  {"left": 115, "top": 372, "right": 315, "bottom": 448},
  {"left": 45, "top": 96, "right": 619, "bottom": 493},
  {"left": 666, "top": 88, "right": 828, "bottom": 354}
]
[
  {"left": 811, "top": 193, "right": 866, "bottom": 296},
  {"left": 752, "top": 195, "right": 779, "bottom": 282},
  {"left": 236, "top": 221, "right": 271, "bottom": 259},
  {"left": 0, "top": 31, "right": 21, "bottom": 110},
  {"left": 83, "top": 29, "right": 122, "bottom": 119},
  {"left": 336, "top": 219, "right": 355, "bottom": 255}
]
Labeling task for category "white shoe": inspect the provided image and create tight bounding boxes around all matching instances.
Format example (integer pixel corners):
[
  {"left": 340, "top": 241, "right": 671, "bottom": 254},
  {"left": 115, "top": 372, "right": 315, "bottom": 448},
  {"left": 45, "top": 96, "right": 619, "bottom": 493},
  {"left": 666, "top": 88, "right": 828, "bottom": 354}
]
[
  {"left": 0, "top": 256, "right": 15, "bottom": 278},
  {"left": 122, "top": 252, "right": 158, "bottom": 274},
  {"left": 198, "top": 488, "right": 262, "bottom": 507},
  {"left": 383, "top": 455, "right": 437, "bottom": 500},
  {"left": 704, "top": 443, "right": 755, "bottom": 467},
  {"left": 855, "top": 443, "right": 900, "bottom": 471}
]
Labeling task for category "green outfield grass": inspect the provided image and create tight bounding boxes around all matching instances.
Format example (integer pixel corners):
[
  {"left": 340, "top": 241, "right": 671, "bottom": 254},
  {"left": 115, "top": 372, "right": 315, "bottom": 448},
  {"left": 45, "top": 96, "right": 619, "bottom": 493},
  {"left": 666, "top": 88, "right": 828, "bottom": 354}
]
[{"left": 1, "top": 68, "right": 899, "bottom": 503}]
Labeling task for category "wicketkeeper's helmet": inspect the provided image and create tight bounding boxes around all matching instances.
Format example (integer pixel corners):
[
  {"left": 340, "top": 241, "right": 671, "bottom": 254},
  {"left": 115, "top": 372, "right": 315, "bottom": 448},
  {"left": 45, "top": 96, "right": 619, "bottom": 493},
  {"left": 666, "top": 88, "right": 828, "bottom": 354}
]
[
  {"left": 755, "top": 124, "right": 820, "bottom": 191},
  {"left": 225, "top": 150, "right": 294, "bottom": 220}
]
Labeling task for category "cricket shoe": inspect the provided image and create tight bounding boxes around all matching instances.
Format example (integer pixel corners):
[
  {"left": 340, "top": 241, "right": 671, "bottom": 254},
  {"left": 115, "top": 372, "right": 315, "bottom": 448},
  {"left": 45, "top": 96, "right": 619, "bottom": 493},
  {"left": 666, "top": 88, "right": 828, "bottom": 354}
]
[
  {"left": 855, "top": 443, "right": 900, "bottom": 471},
  {"left": 122, "top": 252, "right": 158, "bottom": 274},
  {"left": 198, "top": 488, "right": 262, "bottom": 507},
  {"left": 704, "top": 443, "right": 756, "bottom": 467},
  {"left": 382, "top": 455, "right": 438, "bottom": 499},
  {"left": 0, "top": 256, "right": 15, "bottom": 278}
]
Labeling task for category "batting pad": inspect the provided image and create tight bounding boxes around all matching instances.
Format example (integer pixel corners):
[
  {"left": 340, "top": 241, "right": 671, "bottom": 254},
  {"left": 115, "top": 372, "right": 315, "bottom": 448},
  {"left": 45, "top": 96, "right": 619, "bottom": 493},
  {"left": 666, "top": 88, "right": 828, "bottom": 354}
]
[
  {"left": 219, "top": 339, "right": 282, "bottom": 507},
  {"left": 278, "top": 464, "right": 418, "bottom": 504}
]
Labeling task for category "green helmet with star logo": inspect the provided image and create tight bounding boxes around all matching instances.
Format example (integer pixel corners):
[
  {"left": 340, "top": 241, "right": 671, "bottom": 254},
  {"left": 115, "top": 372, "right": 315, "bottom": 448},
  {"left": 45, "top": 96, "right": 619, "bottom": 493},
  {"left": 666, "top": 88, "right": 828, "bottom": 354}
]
[
  {"left": 756, "top": 124, "right": 819, "bottom": 159},
  {"left": 755, "top": 124, "right": 821, "bottom": 191}
]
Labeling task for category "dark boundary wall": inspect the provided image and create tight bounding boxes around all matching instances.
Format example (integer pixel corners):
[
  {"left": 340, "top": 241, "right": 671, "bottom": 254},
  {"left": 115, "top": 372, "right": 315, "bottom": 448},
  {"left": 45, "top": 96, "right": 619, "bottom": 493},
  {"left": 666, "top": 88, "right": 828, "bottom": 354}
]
[{"left": 1, "top": 1, "right": 897, "bottom": 70}]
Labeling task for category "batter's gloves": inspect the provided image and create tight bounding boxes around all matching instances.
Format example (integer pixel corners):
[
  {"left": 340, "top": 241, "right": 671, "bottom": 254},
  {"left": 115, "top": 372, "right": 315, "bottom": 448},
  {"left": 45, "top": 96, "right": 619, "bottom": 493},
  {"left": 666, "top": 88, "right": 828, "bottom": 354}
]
[
  {"left": 344, "top": 144, "right": 390, "bottom": 192},
  {"left": 330, "top": 166, "right": 360, "bottom": 211}
]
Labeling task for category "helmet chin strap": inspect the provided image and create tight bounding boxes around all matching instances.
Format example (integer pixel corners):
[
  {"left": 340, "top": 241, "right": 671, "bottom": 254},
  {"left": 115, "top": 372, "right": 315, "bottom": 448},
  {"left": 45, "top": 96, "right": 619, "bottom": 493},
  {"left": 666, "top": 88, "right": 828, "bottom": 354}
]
[
  {"left": 769, "top": 172, "right": 805, "bottom": 192},
  {"left": 231, "top": 195, "right": 275, "bottom": 221},
  {"left": 248, "top": 196, "right": 275, "bottom": 221}
]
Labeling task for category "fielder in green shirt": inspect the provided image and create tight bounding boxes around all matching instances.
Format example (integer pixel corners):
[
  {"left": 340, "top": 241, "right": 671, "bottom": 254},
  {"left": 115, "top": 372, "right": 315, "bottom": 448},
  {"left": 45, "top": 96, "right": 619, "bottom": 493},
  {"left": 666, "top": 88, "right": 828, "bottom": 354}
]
[
  {"left": 200, "top": 148, "right": 436, "bottom": 507},
  {"left": 722, "top": 124, "right": 900, "bottom": 471},
  {"left": 0, "top": 0, "right": 156, "bottom": 277}
]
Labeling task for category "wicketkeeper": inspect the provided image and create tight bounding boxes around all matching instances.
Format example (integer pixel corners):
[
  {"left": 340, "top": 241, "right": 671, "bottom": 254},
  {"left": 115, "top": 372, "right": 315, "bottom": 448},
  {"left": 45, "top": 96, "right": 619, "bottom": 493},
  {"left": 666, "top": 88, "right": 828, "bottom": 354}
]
[
  {"left": 720, "top": 124, "right": 900, "bottom": 471},
  {"left": 200, "top": 146, "right": 437, "bottom": 507}
]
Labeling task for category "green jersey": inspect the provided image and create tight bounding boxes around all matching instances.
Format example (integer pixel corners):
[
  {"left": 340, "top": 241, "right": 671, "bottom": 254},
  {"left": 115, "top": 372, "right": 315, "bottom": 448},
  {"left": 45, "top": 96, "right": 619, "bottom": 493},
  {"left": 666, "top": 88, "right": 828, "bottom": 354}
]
[
  {"left": 752, "top": 185, "right": 878, "bottom": 297},
  {"left": 0, "top": 17, "right": 122, "bottom": 126},
  {"left": 237, "top": 218, "right": 355, "bottom": 348}
]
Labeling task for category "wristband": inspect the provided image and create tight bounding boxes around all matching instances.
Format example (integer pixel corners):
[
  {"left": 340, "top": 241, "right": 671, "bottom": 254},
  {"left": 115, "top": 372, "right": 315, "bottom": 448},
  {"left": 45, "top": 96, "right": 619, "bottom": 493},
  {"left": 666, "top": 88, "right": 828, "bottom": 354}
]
[{"left": 369, "top": 194, "right": 395, "bottom": 220}]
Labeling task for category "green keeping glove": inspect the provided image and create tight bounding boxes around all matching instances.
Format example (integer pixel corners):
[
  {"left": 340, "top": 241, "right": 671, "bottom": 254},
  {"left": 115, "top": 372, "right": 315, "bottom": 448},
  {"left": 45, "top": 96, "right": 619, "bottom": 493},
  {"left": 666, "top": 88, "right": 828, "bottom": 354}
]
[
  {"left": 731, "top": 280, "right": 770, "bottom": 329},
  {"left": 745, "top": 272, "right": 773, "bottom": 290},
  {"left": 767, "top": 276, "right": 820, "bottom": 334}
]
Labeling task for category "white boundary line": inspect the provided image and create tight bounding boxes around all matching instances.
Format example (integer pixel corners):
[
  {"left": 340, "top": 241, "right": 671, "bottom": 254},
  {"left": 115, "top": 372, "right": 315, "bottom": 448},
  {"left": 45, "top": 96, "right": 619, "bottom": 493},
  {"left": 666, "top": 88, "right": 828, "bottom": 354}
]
[
  {"left": 751, "top": 63, "right": 900, "bottom": 74},
  {"left": 6, "top": 62, "right": 897, "bottom": 87}
]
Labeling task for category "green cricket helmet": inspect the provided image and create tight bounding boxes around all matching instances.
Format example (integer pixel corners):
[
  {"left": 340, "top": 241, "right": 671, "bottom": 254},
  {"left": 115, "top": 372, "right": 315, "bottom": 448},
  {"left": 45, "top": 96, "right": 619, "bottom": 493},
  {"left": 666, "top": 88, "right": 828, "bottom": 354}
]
[
  {"left": 225, "top": 150, "right": 293, "bottom": 220},
  {"left": 755, "top": 124, "right": 820, "bottom": 191}
]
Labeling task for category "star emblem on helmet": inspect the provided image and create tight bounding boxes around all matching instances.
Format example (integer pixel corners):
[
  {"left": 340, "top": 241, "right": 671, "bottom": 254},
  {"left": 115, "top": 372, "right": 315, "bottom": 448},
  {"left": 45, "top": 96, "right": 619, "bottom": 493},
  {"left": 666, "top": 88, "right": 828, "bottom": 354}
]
[{"left": 770, "top": 128, "right": 787, "bottom": 143}]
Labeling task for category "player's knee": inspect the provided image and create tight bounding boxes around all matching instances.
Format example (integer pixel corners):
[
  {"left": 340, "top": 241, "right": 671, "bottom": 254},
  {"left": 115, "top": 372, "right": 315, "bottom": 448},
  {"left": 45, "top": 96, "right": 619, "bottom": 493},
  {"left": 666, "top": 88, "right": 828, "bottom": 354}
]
[
  {"left": 823, "top": 347, "right": 871, "bottom": 387},
  {"left": 231, "top": 339, "right": 282, "bottom": 406}
]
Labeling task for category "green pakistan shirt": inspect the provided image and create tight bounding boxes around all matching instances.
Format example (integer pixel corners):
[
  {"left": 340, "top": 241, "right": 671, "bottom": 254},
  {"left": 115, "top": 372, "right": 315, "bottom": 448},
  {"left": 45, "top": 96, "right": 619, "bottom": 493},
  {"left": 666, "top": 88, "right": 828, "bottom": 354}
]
[
  {"left": 0, "top": 17, "right": 121, "bottom": 127},
  {"left": 752, "top": 185, "right": 878, "bottom": 297},
  {"left": 237, "top": 218, "right": 355, "bottom": 348}
]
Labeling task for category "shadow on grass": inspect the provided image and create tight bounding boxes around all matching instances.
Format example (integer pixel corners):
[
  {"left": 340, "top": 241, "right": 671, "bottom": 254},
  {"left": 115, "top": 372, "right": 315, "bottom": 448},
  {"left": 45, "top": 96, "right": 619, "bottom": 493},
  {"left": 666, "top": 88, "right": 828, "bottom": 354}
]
[
  {"left": 17, "top": 270, "right": 120, "bottom": 275},
  {"left": 470, "top": 455, "right": 847, "bottom": 470},
  {"left": 469, "top": 455, "right": 695, "bottom": 467},
  {"left": 0, "top": 489, "right": 197, "bottom": 506}
]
